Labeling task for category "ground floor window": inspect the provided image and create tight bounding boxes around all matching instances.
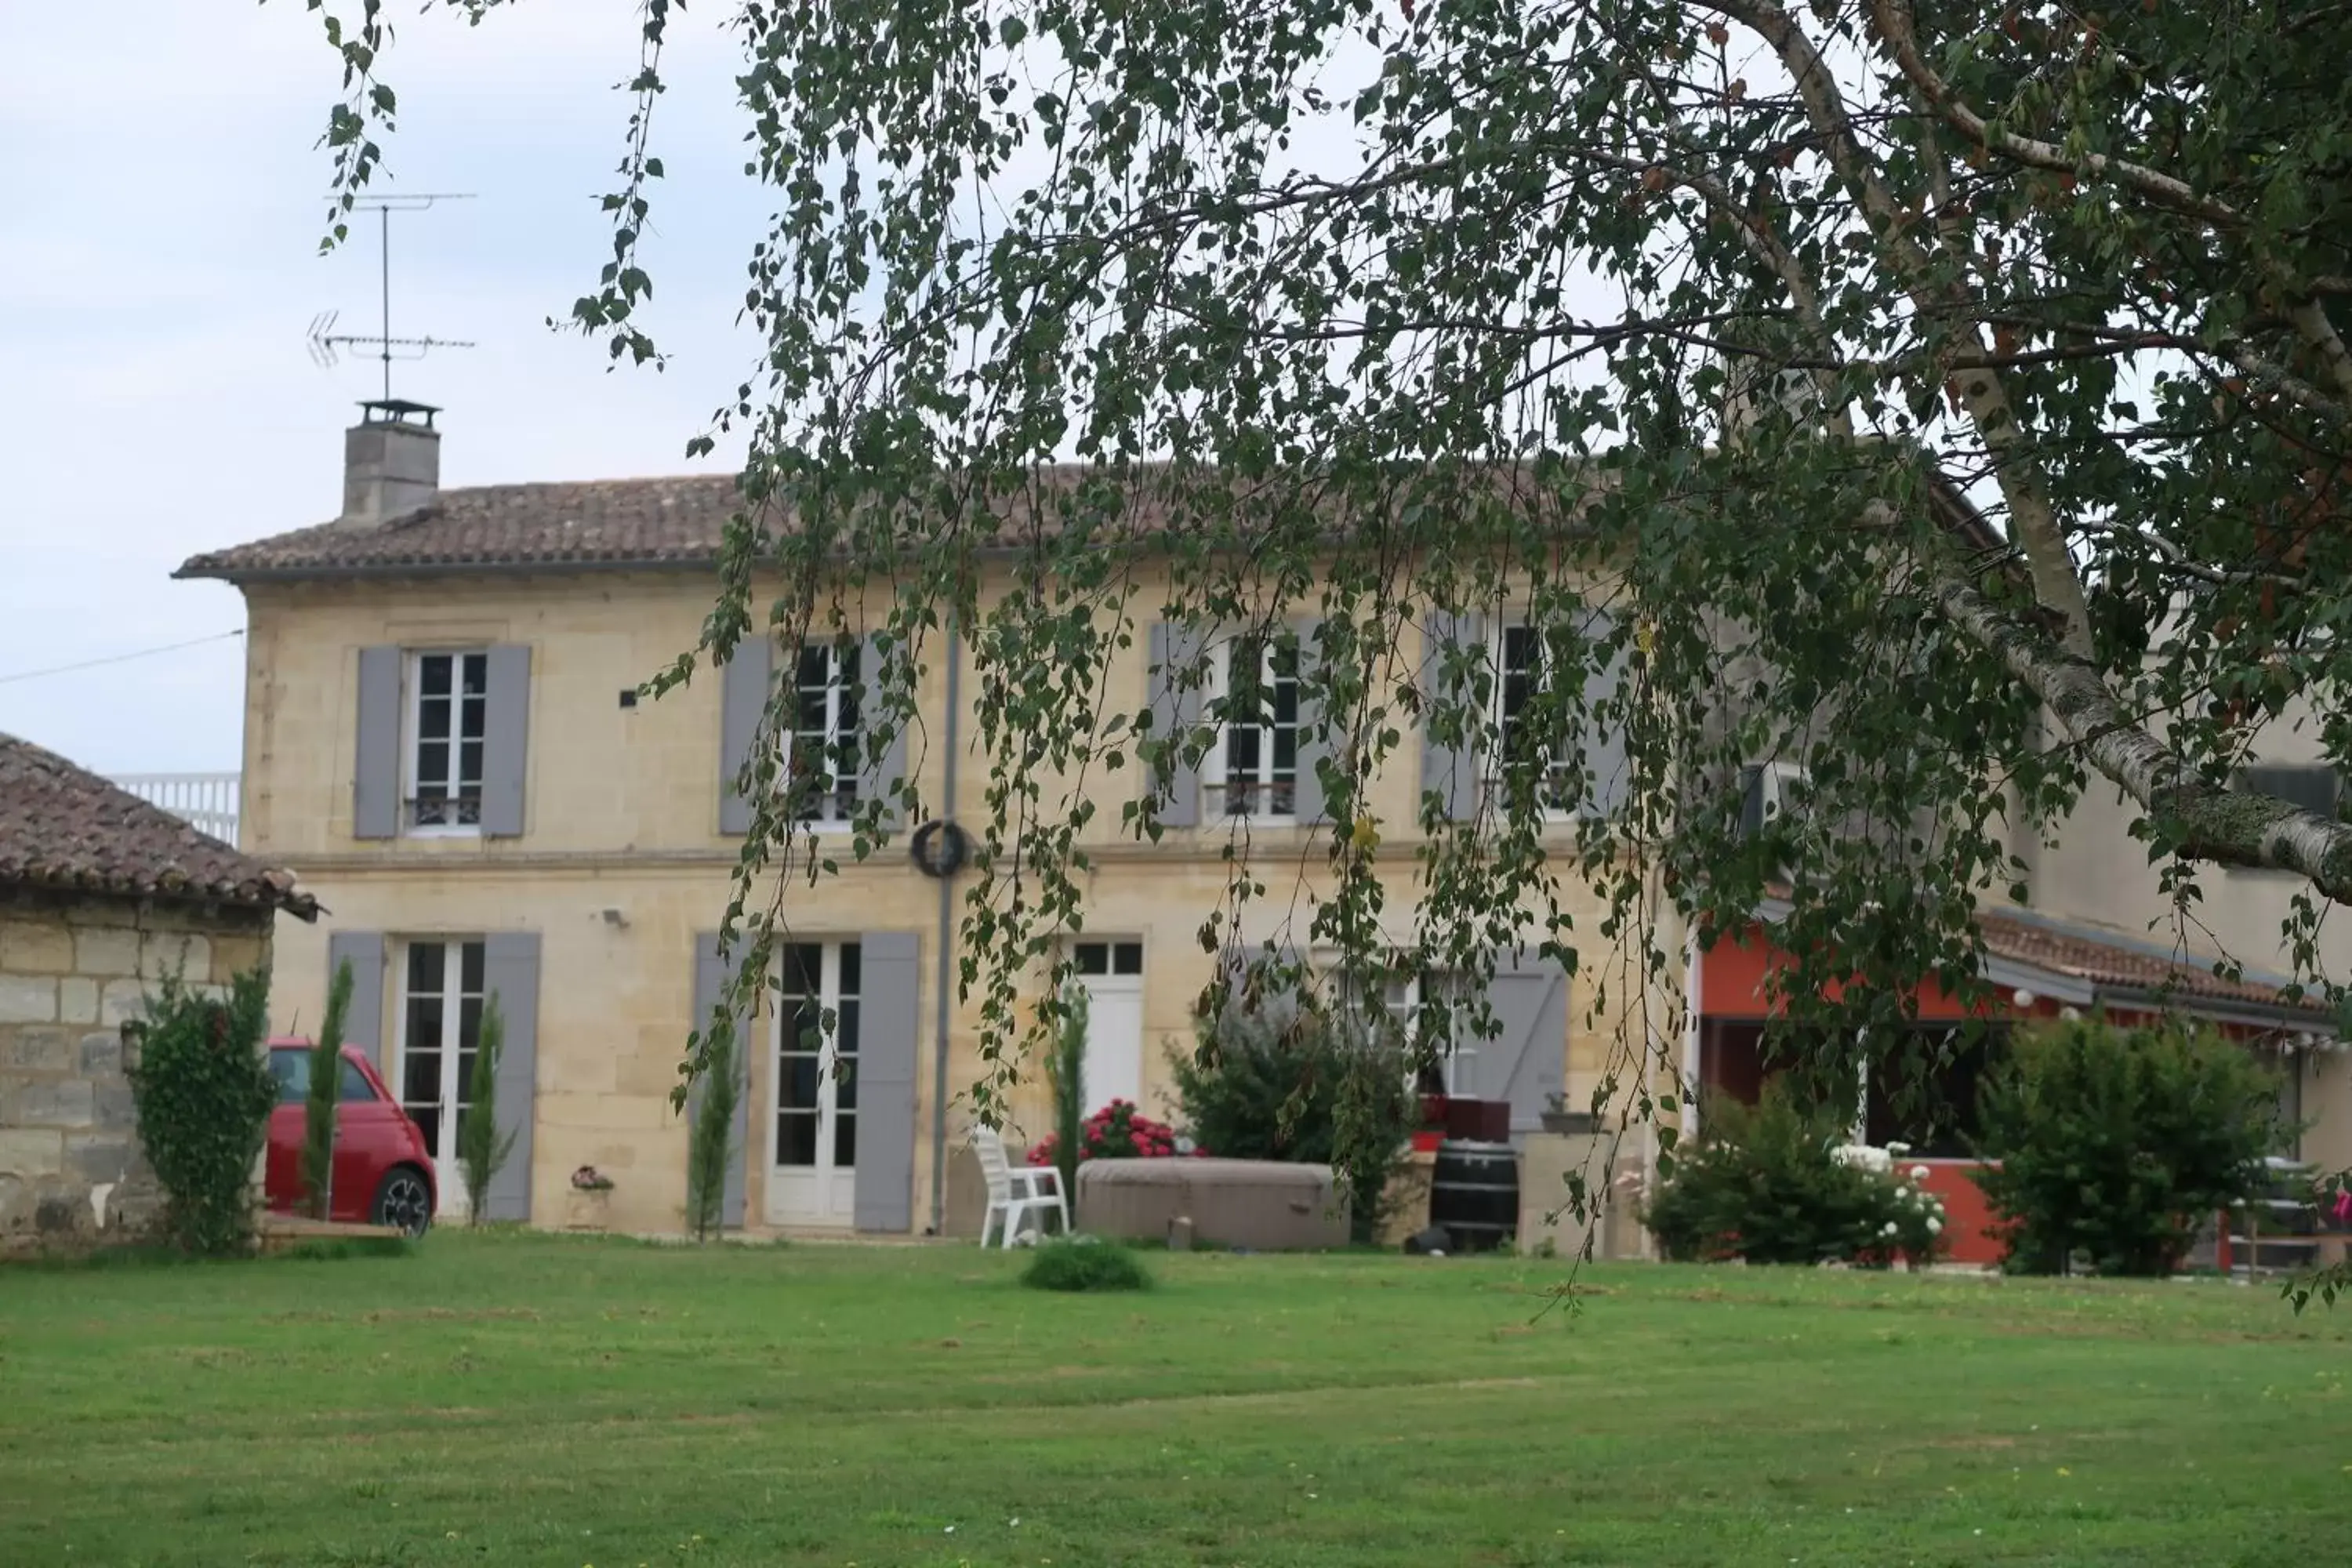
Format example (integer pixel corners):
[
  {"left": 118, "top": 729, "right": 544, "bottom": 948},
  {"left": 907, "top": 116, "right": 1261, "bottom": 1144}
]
[
  {"left": 769, "top": 941, "right": 862, "bottom": 1226},
  {"left": 396, "top": 938, "right": 486, "bottom": 1193},
  {"left": 1699, "top": 1019, "right": 2008, "bottom": 1158}
]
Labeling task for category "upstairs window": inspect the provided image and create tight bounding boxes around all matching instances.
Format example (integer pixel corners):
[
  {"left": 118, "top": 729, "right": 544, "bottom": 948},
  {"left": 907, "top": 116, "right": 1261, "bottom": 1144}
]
[
  {"left": 408, "top": 651, "right": 488, "bottom": 832},
  {"left": 784, "top": 644, "right": 862, "bottom": 826},
  {"left": 1494, "top": 622, "right": 1580, "bottom": 814},
  {"left": 1205, "top": 634, "right": 1300, "bottom": 822}
]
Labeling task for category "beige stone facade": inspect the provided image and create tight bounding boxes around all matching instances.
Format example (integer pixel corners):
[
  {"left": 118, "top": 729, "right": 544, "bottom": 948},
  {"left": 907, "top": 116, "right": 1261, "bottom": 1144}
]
[
  {"left": 2024, "top": 705, "right": 2352, "bottom": 1174},
  {"left": 0, "top": 893, "right": 274, "bottom": 1250},
  {"left": 238, "top": 570, "right": 1647, "bottom": 1238}
]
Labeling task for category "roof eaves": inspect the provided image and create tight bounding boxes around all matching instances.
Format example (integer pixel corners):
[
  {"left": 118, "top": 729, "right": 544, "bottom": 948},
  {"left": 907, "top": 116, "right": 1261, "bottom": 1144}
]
[{"left": 172, "top": 553, "right": 724, "bottom": 585}]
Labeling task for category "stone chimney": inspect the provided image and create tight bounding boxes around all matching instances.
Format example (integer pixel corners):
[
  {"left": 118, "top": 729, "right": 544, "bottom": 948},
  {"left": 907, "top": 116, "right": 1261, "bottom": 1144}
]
[{"left": 342, "top": 399, "right": 441, "bottom": 521}]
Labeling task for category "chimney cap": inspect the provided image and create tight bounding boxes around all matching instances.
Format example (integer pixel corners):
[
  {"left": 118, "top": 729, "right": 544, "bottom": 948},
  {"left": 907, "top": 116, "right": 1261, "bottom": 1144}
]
[{"left": 358, "top": 397, "right": 441, "bottom": 430}]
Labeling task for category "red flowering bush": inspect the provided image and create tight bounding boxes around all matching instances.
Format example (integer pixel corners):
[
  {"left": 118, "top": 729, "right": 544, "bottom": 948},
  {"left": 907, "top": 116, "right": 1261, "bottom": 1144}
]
[{"left": 1027, "top": 1099, "right": 1204, "bottom": 1167}]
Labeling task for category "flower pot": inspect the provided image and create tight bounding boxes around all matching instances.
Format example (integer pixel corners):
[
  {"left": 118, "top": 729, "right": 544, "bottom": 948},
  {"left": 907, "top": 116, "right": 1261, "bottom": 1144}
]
[{"left": 564, "top": 1187, "right": 613, "bottom": 1232}]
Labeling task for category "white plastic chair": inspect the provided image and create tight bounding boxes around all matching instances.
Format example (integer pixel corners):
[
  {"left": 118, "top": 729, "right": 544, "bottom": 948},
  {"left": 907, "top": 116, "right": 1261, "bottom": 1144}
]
[{"left": 974, "top": 1126, "right": 1070, "bottom": 1248}]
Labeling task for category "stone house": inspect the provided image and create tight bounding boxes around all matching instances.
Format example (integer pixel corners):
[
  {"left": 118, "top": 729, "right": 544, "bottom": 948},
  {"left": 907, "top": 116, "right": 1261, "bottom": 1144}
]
[
  {"left": 0, "top": 734, "right": 317, "bottom": 1250},
  {"left": 174, "top": 402, "right": 1636, "bottom": 1237},
  {"left": 176, "top": 401, "right": 2348, "bottom": 1243}
]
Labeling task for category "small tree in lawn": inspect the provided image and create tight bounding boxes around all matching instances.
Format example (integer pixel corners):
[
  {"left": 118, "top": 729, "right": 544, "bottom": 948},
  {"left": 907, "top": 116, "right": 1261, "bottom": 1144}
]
[
  {"left": 685, "top": 1013, "right": 741, "bottom": 1242},
  {"left": 1044, "top": 982, "right": 1087, "bottom": 1208},
  {"left": 299, "top": 959, "right": 354, "bottom": 1221},
  {"left": 457, "top": 993, "right": 517, "bottom": 1226}
]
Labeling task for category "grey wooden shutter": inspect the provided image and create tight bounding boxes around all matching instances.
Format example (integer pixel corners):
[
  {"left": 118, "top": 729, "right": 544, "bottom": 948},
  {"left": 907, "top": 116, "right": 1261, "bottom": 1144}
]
[
  {"left": 482, "top": 644, "right": 532, "bottom": 837},
  {"left": 354, "top": 646, "right": 402, "bottom": 840},
  {"left": 1481, "top": 955, "right": 1569, "bottom": 1140},
  {"left": 854, "top": 931, "right": 920, "bottom": 1232},
  {"left": 1147, "top": 621, "right": 1207, "bottom": 827},
  {"left": 718, "top": 635, "right": 774, "bottom": 836},
  {"left": 1290, "top": 617, "right": 1328, "bottom": 825},
  {"left": 482, "top": 932, "right": 540, "bottom": 1223},
  {"left": 688, "top": 933, "right": 751, "bottom": 1229},
  {"left": 326, "top": 931, "right": 387, "bottom": 1073},
  {"left": 1417, "top": 612, "right": 1485, "bottom": 822},
  {"left": 858, "top": 633, "right": 910, "bottom": 829},
  {"left": 1577, "top": 607, "right": 1630, "bottom": 818},
  {"left": 1739, "top": 765, "right": 1769, "bottom": 837}
]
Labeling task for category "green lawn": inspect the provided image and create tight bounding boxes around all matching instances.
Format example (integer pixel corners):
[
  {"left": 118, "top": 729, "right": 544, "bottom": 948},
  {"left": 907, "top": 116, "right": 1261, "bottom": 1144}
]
[{"left": 2, "top": 1236, "right": 2348, "bottom": 1566}]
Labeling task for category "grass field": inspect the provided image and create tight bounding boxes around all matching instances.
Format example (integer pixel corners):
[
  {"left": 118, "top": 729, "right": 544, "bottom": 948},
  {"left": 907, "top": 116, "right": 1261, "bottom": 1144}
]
[{"left": 3, "top": 1234, "right": 2349, "bottom": 1566}]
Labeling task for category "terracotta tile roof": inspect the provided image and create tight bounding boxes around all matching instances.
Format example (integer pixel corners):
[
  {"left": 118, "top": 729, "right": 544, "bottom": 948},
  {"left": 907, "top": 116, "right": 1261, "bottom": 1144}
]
[
  {"left": 1753, "top": 890, "right": 2329, "bottom": 1022},
  {"left": 1976, "top": 906, "right": 2328, "bottom": 1018},
  {"left": 173, "top": 464, "right": 1617, "bottom": 583},
  {"left": 176, "top": 475, "right": 746, "bottom": 581},
  {"left": 0, "top": 735, "right": 317, "bottom": 917}
]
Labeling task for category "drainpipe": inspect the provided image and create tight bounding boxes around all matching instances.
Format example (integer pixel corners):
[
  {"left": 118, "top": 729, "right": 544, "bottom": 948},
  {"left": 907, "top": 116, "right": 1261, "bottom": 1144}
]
[
  {"left": 1681, "top": 920, "right": 1703, "bottom": 1149},
  {"left": 927, "top": 616, "right": 962, "bottom": 1234}
]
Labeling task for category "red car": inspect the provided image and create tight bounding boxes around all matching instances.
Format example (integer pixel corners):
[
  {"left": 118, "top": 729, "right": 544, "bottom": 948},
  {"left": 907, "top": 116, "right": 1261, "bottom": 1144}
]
[{"left": 263, "top": 1037, "right": 437, "bottom": 1236}]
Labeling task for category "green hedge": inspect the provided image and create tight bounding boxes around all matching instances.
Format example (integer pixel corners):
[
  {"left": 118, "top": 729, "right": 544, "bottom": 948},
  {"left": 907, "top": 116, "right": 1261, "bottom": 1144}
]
[
  {"left": 1973, "top": 1016, "right": 2281, "bottom": 1276},
  {"left": 1646, "top": 1083, "right": 1945, "bottom": 1266},
  {"left": 128, "top": 967, "right": 276, "bottom": 1256}
]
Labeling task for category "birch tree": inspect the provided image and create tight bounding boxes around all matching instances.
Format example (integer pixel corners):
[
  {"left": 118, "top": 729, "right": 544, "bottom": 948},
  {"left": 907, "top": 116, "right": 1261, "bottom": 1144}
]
[{"left": 290, "top": 2, "right": 2352, "bottom": 1230}]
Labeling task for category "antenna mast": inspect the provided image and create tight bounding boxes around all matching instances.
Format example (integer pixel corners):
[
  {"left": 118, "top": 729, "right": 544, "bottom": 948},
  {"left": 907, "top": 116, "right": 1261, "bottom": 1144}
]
[{"left": 307, "top": 194, "right": 477, "bottom": 397}]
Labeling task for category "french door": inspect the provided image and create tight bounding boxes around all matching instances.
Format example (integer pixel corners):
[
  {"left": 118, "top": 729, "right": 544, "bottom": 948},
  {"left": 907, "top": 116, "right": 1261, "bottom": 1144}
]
[
  {"left": 768, "top": 941, "right": 860, "bottom": 1227},
  {"left": 397, "top": 938, "right": 486, "bottom": 1216}
]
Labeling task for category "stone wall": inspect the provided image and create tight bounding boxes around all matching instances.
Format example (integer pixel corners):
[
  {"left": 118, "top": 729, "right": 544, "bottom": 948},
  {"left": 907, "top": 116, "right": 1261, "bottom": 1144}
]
[{"left": 0, "top": 891, "right": 275, "bottom": 1252}]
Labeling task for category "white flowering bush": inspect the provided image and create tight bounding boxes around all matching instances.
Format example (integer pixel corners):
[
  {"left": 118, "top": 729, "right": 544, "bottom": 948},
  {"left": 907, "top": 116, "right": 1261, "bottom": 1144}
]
[{"left": 1648, "top": 1087, "right": 1949, "bottom": 1267}]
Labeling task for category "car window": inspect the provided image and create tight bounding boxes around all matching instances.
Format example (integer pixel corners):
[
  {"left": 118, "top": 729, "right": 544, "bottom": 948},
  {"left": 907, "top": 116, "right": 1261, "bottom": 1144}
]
[
  {"left": 268, "top": 1051, "right": 381, "bottom": 1105},
  {"left": 270, "top": 1050, "right": 309, "bottom": 1105},
  {"left": 338, "top": 1058, "right": 379, "bottom": 1103}
]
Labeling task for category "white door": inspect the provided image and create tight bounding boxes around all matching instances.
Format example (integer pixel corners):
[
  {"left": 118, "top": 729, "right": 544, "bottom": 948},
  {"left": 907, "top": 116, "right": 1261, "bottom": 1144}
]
[
  {"left": 1072, "top": 939, "right": 1145, "bottom": 1113},
  {"left": 396, "top": 938, "right": 486, "bottom": 1217},
  {"left": 768, "top": 940, "right": 861, "bottom": 1228}
]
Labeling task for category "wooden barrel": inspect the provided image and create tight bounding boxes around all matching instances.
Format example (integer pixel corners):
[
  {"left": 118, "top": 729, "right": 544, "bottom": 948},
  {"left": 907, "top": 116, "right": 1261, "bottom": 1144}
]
[{"left": 1429, "top": 1138, "right": 1519, "bottom": 1253}]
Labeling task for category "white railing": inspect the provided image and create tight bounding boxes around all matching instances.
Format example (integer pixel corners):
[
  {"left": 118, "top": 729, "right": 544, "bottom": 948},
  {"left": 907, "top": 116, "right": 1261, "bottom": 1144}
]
[{"left": 111, "top": 772, "right": 241, "bottom": 846}]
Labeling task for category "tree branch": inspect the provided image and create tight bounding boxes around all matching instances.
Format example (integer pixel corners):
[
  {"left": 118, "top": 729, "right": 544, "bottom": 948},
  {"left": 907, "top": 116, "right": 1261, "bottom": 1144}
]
[
  {"left": 1918, "top": 532, "right": 2352, "bottom": 905},
  {"left": 1866, "top": 0, "right": 2245, "bottom": 229},
  {"left": 1713, "top": 0, "right": 2099, "bottom": 661},
  {"left": 2288, "top": 298, "right": 2352, "bottom": 408}
]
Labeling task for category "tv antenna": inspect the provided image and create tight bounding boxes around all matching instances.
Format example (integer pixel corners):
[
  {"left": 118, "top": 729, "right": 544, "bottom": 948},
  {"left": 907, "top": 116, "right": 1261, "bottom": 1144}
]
[{"left": 307, "top": 193, "right": 477, "bottom": 401}]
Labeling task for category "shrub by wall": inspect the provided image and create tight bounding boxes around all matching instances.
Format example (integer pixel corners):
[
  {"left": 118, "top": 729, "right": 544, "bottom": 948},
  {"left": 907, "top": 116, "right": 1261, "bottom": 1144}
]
[
  {"left": 127, "top": 967, "right": 275, "bottom": 1256},
  {"left": 1646, "top": 1083, "right": 1946, "bottom": 1267},
  {"left": 1171, "top": 999, "right": 1414, "bottom": 1243},
  {"left": 1973, "top": 1015, "right": 2281, "bottom": 1276}
]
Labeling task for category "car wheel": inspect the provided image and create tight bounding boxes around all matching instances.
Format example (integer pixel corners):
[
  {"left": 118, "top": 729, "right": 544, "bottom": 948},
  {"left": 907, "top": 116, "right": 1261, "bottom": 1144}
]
[{"left": 372, "top": 1167, "right": 434, "bottom": 1237}]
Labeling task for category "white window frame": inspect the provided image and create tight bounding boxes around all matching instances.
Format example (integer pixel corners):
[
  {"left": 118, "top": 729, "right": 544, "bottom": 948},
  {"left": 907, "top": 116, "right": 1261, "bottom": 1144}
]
[
  {"left": 394, "top": 935, "right": 486, "bottom": 1213},
  {"left": 779, "top": 643, "right": 862, "bottom": 832},
  {"left": 404, "top": 649, "right": 491, "bottom": 837},
  {"left": 1202, "top": 633, "right": 1301, "bottom": 823},
  {"left": 768, "top": 939, "right": 862, "bottom": 1226},
  {"left": 1489, "top": 619, "right": 1582, "bottom": 821},
  {"left": 1384, "top": 971, "right": 1475, "bottom": 1096}
]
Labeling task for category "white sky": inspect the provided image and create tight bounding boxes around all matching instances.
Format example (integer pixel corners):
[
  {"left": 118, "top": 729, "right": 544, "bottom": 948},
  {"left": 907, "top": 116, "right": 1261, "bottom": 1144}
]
[
  {"left": 0, "top": 5, "right": 1596, "bottom": 779},
  {"left": 0, "top": 3, "right": 767, "bottom": 772}
]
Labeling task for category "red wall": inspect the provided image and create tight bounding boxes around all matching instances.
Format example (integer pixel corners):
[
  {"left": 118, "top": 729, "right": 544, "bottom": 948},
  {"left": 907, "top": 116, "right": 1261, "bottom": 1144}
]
[
  {"left": 1909, "top": 1159, "right": 2005, "bottom": 1267},
  {"left": 1699, "top": 924, "right": 2056, "bottom": 1022},
  {"left": 1698, "top": 925, "right": 2021, "bottom": 1266}
]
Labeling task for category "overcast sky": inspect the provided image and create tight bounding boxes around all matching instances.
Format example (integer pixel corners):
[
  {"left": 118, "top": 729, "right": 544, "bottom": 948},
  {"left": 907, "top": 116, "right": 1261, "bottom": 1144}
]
[{"left": 0, "top": 3, "right": 768, "bottom": 774}]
